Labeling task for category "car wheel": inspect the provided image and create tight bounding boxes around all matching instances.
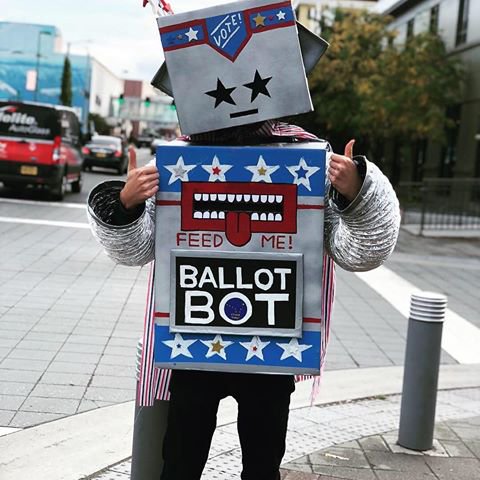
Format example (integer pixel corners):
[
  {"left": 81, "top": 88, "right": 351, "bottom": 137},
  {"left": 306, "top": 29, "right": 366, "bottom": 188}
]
[
  {"left": 51, "top": 171, "right": 67, "bottom": 201},
  {"left": 71, "top": 174, "right": 82, "bottom": 193}
]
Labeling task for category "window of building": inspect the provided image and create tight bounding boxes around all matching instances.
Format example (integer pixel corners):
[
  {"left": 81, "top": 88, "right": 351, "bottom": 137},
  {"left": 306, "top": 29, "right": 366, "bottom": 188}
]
[
  {"left": 406, "top": 18, "right": 415, "bottom": 40},
  {"left": 456, "top": 0, "right": 469, "bottom": 46},
  {"left": 430, "top": 4, "right": 439, "bottom": 34}
]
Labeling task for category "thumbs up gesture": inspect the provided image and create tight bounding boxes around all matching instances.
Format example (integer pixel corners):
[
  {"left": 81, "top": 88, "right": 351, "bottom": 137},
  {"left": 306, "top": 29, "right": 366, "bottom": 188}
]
[
  {"left": 328, "top": 139, "right": 362, "bottom": 202},
  {"left": 119, "top": 146, "right": 159, "bottom": 210}
]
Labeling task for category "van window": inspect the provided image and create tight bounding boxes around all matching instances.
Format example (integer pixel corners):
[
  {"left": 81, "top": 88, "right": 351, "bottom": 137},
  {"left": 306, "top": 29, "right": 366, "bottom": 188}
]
[
  {"left": 59, "top": 110, "right": 81, "bottom": 146},
  {"left": 0, "top": 102, "right": 60, "bottom": 140}
]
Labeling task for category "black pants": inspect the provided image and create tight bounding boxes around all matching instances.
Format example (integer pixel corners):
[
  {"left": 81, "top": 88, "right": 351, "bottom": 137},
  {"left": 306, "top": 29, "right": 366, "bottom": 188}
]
[{"left": 160, "top": 370, "right": 295, "bottom": 480}]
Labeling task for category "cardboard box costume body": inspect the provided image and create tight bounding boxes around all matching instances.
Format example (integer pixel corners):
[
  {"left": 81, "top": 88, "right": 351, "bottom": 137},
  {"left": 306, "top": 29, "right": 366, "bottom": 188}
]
[
  {"left": 87, "top": 0, "right": 401, "bottom": 405},
  {"left": 154, "top": 143, "right": 326, "bottom": 374}
]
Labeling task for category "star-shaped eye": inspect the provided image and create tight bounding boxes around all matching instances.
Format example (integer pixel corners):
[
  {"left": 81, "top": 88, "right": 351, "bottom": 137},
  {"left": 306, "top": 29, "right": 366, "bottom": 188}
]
[
  {"left": 205, "top": 78, "right": 237, "bottom": 108},
  {"left": 244, "top": 70, "right": 272, "bottom": 102}
]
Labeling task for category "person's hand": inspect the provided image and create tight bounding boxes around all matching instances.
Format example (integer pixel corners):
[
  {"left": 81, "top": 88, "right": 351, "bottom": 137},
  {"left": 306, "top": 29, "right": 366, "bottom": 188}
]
[
  {"left": 328, "top": 139, "right": 362, "bottom": 202},
  {"left": 119, "top": 146, "right": 159, "bottom": 210}
]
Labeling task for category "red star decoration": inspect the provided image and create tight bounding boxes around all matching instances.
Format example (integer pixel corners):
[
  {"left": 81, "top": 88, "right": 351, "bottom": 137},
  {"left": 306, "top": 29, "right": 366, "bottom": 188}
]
[
  {"left": 253, "top": 346, "right": 258, "bottom": 351},
  {"left": 212, "top": 166, "right": 221, "bottom": 175}
]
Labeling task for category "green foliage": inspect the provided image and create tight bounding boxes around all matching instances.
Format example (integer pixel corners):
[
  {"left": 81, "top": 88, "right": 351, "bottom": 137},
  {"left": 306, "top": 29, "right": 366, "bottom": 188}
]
[
  {"left": 88, "top": 113, "right": 110, "bottom": 135},
  {"left": 60, "top": 56, "right": 73, "bottom": 107},
  {"left": 294, "top": 9, "right": 463, "bottom": 151}
]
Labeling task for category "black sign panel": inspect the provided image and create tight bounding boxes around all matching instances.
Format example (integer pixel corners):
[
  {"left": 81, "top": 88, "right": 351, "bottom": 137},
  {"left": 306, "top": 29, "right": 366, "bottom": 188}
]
[{"left": 170, "top": 251, "right": 303, "bottom": 337}]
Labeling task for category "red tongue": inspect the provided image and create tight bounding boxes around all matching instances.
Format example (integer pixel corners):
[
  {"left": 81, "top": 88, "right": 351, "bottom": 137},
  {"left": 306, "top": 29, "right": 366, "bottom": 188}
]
[{"left": 226, "top": 212, "right": 251, "bottom": 246}]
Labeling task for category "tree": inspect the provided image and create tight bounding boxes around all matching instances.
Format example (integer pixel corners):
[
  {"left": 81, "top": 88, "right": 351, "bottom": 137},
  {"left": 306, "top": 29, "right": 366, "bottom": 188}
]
[
  {"left": 60, "top": 56, "right": 73, "bottom": 106},
  {"left": 88, "top": 113, "right": 110, "bottom": 135},
  {"left": 293, "top": 9, "right": 463, "bottom": 172}
]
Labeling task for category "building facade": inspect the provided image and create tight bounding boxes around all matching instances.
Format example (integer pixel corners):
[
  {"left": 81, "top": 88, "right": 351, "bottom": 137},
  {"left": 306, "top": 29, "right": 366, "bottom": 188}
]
[
  {"left": 296, "top": 0, "right": 378, "bottom": 35},
  {"left": 0, "top": 22, "right": 177, "bottom": 137},
  {"left": 377, "top": 0, "right": 480, "bottom": 179}
]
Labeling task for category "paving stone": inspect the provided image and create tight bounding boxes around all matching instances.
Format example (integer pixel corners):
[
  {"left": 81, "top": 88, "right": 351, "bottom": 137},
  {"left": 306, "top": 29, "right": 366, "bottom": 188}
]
[
  {"left": 364, "top": 451, "right": 432, "bottom": 474},
  {"left": 84, "top": 386, "right": 135, "bottom": 403},
  {"left": 30, "top": 384, "right": 86, "bottom": 400},
  {"left": 94, "top": 364, "right": 136, "bottom": 378},
  {"left": 309, "top": 447, "right": 370, "bottom": 468},
  {"left": 20, "top": 396, "right": 80, "bottom": 415},
  {"left": 89, "top": 375, "right": 136, "bottom": 390},
  {"left": 0, "top": 395, "right": 26, "bottom": 410},
  {"left": 39, "top": 372, "right": 92, "bottom": 386},
  {"left": 46, "top": 361, "right": 97, "bottom": 374},
  {"left": 9, "top": 411, "right": 64, "bottom": 428},
  {"left": 374, "top": 471, "right": 436, "bottom": 479},
  {"left": 448, "top": 425, "right": 480, "bottom": 441},
  {"left": 0, "top": 369, "right": 42, "bottom": 383},
  {"left": 0, "top": 409, "right": 16, "bottom": 425},
  {"left": 14, "top": 339, "right": 63, "bottom": 351},
  {"left": 359, "top": 435, "right": 390, "bottom": 452},
  {"left": 440, "top": 440, "right": 476, "bottom": 458},
  {"left": 280, "top": 470, "right": 320, "bottom": 479},
  {"left": 425, "top": 457, "right": 480, "bottom": 480},
  {"left": 6, "top": 349, "right": 58, "bottom": 361},
  {"left": 311, "top": 465, "right": 377, "bottom": 479}
]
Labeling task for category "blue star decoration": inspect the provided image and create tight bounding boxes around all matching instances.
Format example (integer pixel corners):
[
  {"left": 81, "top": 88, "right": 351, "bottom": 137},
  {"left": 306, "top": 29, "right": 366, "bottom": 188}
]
[{"left": 296, "top": 166, "right": 309, "bottom": 179}]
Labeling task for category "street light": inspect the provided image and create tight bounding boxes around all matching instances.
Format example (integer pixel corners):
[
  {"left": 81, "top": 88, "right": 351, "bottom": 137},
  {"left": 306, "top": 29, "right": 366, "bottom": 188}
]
[{"left": 34, "top": 30, "right": 52, "bottom": 102}]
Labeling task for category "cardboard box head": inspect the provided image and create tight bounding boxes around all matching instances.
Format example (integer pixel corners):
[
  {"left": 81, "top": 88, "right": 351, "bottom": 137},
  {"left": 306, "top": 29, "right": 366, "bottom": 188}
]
[{"left": 157, "top": 0, "right": 323, "bottom": 136}]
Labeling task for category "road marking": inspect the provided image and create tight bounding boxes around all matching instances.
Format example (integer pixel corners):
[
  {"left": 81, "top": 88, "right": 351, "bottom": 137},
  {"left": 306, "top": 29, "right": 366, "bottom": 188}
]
[
  {"left": 0, "top": 198, "right": 86, "bottom": 209},
  {"left": 355, "top": 265, "right": 480, "bottom": 364},
  {"left": 0, "top": 216, "right": 89, "bottom": 229}
]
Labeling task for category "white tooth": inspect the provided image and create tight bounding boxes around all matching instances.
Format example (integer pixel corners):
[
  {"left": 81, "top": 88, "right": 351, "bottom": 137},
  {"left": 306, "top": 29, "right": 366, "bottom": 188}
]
[
  {"left": 252, "top": 195, "right": 259, "bottom": 202},
  {"left": 210, "top": 193, "right": 217, "bottom": 201},
  {"left": 211, "top": 211, "right": 218, "bottom": 219},
  {"left": 194, "top": 211, "right": 202, "bottom": 219},
  {"left": 268, "top": 213, "right": 275, "bottom": 221},
  {"left": 260, "top": 195, "right": 268, "bottom": 203},
  {"left": 275, "top": 195, "right": 282, "bottom": 203},
  {"left": 275, "top": 214, "right": 282, "bottom": 221},
  {"left": 235, "top": 194, "right": 242, "bottom": 202},
  {"left": 203, "top": 212, "right": 210, "bottom": 219},
  {"left": 260, "top": 213, "right": 267, "bottom": 221},
  {"left": 228, "top": 194, "right": 235, "bottom": 202},
  {"left": 195, "top": 193, "right": 202, "bottom": 201},
  {"left": 218, "top": 194, "right": 226, "bottom": 201},
  {"left": 219, "top": 211, "right": 225, "bottom": 219},
  {"left": 268, "top": 195, "right": 275, "bottom": 203},
  {"left": 202, "top": 194, "right": 209, "bottom": 202},
  {"left": 251, "top": 213, "right": 259, "bottom": 221},
  {"left": 244, "top": 194, "right": 251, "bottom": 202}
]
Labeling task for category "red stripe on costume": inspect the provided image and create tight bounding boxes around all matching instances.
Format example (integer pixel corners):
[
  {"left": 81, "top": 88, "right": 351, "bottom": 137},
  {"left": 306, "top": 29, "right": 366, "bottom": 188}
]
[
  {"left": 298, "top": 204, "right": 324, "bottom": 210},
  {"left": 303, "top": 317, "right": 321, "bottom": 324},
  {"left": 154, "top": 312, "right": 170, "bottom": 318},
  {"left": 156, "top": 200, "right": 181, "bottom": 206}
]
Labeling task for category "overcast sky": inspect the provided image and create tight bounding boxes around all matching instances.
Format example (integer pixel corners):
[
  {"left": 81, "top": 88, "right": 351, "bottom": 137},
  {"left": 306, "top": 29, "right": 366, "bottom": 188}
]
[{"left": 1, "top": 0, "right": 234, "bottom": 80}]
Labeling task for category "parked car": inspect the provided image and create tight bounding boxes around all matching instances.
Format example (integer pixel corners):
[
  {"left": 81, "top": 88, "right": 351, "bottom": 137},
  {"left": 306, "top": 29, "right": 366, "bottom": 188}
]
[
  {"left": 0, "top": 101, "right": 83, "bottom": 200},
  {"left": 136, "top": 131, "right": 155, "bottom": 148},
  {"left": 150, "top": 138, "right": 170, "bottom": 155},
  {"left": 82, "top": 135, "right": 128, "bottom": 174}
]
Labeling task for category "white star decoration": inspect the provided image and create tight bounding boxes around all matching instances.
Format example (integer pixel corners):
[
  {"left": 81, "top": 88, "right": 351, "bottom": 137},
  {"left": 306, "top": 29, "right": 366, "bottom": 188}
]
[
  {"left": 163, "top": 334, "right": 197, "bottom": 359},
  {"left": 185, "top": 27, "right": 198, "bottom": 42},
  {"left": 201, "top": 335, "right": 233, "bottom": 360},
  {"left": 276, "top": 10, "right": 286, "bottom": 20},
  {"left": 164, "top": 156, "right": 196, "bottom": 185},
  {"left": 202, "top": 155, "right": 233, "bottom": 182},
  {"left": 277, "top": 338, "right": 312, "bottom": 362},
  {"left": 245, "top": 155, "right": 279, "bottom": 183},
  {"left": 286, "top": 158, "right": 320, "bottom": 192},
  {"left": 240, "top": 336, "right": 270, "bottom": 361}
]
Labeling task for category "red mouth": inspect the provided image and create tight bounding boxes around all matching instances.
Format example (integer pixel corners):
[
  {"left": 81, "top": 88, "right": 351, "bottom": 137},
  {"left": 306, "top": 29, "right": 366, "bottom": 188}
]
[{"left": 181, "top": 182, "right": 297, "bottom": 247}]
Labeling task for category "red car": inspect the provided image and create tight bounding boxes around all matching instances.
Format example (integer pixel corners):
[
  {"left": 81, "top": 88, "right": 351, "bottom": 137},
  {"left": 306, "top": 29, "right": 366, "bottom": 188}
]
[{"left": 0, "top": 101, "right": 83, "bottom": 200}]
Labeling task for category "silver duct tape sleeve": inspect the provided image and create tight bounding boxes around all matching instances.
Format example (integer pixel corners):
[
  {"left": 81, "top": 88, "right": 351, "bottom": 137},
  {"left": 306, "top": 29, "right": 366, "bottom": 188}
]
[
  {"left": 325, "top": 159, "right": 400, "bottom": 272},
  {"left": 87, "top": 180, "right": 156, "bottom": 267}
]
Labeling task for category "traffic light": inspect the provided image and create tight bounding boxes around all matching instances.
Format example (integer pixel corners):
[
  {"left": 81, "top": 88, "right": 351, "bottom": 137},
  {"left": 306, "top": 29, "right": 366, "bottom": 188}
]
[
  {"left": 144, "top": 96, "right": 151, "bottom": 108},
  {"left": 118, "top": 93, "right": 125, "bottom": 105}
]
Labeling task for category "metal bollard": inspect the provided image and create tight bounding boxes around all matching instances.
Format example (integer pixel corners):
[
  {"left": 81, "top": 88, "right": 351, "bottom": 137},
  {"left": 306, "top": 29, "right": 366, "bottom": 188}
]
[
  {"left": 131, "top": 338, "right": 170, "bottom": 480},
  {"left": 398, "top": 292, "right": 447, "bottom": 451}
]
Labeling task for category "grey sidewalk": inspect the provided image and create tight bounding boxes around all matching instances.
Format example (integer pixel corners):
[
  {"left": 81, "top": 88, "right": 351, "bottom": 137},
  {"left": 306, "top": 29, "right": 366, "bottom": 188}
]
[
  {"left": 90, "top": 387, "right": 480, "bottom": 480},
  {"left": 1, "top": 225, "right": 479, "bottom": 431}
]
